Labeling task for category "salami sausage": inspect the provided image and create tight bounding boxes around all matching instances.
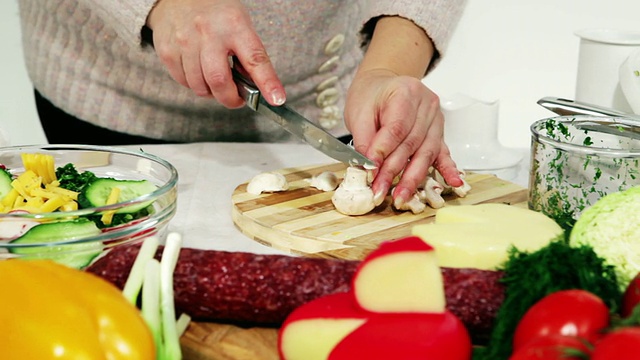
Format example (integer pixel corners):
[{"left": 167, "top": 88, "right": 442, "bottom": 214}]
[{"left": 86, "top": 245, "right": 504, "bottom": 341}]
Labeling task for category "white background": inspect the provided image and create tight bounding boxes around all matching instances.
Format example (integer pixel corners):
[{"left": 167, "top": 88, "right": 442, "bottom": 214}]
[{"left": 1, "top": 0, "right": 639, "bottom": 148}]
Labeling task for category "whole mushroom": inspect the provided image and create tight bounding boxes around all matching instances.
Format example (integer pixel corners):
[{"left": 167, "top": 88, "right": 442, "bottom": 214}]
[{"left": 331, "top": 166, "right": 376, "bottom": 216}]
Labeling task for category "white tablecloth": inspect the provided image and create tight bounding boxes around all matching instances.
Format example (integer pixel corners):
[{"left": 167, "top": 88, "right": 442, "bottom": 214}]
[{"left": 135, "top": 142, "right": 531, "bottom": 254}]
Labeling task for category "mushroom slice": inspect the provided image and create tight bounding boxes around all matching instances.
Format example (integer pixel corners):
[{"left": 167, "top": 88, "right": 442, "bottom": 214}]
[
  {"left": 331, "top": 166, "right": 376, "bottom": 216},
  {"left": 307, "top": 171, "right": 339, "bottom": 192},
  {"left": 246, "top": 172, "right": 289, "bottom": 195},
  {"left": 429, "top": 167, "right": 472, "bottom": 198},
  {"left": 391, "top": 187, "right": 426, "bottom": 214},
  {"left": 417, "top": 176, "right": 446, "bottom": 209}
]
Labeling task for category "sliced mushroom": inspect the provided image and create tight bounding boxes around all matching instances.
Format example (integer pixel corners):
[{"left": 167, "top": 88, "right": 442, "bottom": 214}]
[
  {"left": 417, "top": 176, "right": 446, "bottom": 209},
  {"left": 307, "top": 171, "right": 339, "bottom": 192},
  {"left": 391, "top": 187, "right": 427, "bottom": 214},
  {"left": 331, "top": 166, "right": 376, "bottom": 216},
  {"left": 246, "top": 172, "right": 289, "bottom": 195},
  {"left": 429, "top": 167, "right": 472, "bottom": 198}
]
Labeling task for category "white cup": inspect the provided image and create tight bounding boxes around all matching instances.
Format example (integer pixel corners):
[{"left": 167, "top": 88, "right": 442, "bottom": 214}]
[{"left": 575, "top": 28, "right": 640, "bottom": 113}]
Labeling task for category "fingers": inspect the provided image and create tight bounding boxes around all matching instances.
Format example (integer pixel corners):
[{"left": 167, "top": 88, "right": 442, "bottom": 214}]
[
  {"left": 234, "top": 38, "right": 286, "bottom": 106},
  {"left": 391, "top": 118, "right": 464, "bottom": 204},
  {"left": 367, "top": 83, "right": 436, "bottom": 199},
  {"left": 148, "top": 1, "right": 284, "bottom": 108}
]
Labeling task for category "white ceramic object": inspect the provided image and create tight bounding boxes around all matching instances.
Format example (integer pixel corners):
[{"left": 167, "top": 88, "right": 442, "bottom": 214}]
[
  {"left": 441, "top": 93, "right": 522, "bottom": 174},
  {"left": 575, "top": 28, "right": 640, "bottom": 113},
  {"left": 619, "top": 48, "right": 640, "bottom": 114}
]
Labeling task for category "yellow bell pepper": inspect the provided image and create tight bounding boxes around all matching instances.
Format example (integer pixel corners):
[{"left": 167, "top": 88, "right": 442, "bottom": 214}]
[{"left": 0, "top": 259, "right": 155, "bottom": 359}]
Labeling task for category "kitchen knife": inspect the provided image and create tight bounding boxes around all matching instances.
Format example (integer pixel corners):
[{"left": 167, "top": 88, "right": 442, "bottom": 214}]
[
  {"left": 232, "top": 68, "right": 377, "bottom": 169},
  {"left": 537, "top": 96, "right": 640, "bottom": 121},
  {"left": 537, "top": 96, "right": 640, "bottom": 141}
]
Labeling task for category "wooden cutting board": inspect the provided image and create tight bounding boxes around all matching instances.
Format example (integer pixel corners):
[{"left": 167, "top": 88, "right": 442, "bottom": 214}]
[
  {"left": 181, "top": 162, "right": 528, "bottom": 359},
  {"left": 231, "top": 162, "right": 528, "bottom": 260}
]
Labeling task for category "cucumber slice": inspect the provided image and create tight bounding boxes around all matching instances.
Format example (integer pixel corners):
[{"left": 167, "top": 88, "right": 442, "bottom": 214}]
[
  {"left": 0, "top": 169, "right": 13, "bottom": 200},
  {"left": 9, "top": 219, "right": 103, "bottom": 269},
  {"left": 79, "top": 178, "right": 158, "bottom": 213}
]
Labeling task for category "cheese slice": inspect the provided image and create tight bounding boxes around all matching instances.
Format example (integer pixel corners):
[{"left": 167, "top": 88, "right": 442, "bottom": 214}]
[{"left": 412, "top": 204, "right": 563, "bottom": 270}]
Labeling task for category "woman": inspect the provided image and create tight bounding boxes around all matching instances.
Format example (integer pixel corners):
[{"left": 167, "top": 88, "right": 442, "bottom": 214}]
[{"left": 18, "top": 0, "right": 466, "bottom": 204}]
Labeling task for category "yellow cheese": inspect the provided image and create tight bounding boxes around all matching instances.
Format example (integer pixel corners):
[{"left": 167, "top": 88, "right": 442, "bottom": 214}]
[
  {"left": 411, "top": 203, "right": 563, "bottom": 270},
  {"left": 100, "top": 187, "right": 121, "bottom": 225},
  {"left": 0, "top": 156, "right": 81, "bottom": 213},
  {"left": 1, "top": 189, "right": 19, "bottom": 207},
  {"left": 21, "top": 153, "right": 57, "bottom": 184},
  {"left": 12, "top": 170, "right": 41, "bottom": 200}
]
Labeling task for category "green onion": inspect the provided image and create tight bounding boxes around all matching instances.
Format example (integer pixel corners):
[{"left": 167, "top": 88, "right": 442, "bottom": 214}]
[
  {"left": 122, "top": 232, "right": 187, "bottom": 360},
  {"left": 176, "top": 313, "right": 192, "bottom": 337},
  {"left": 142, "top": 258, "right": 162, "bottom": 355},
  {"left": 159, "top": 232, "right": 183, "bottom": 360},
  {"left": 122, "top": 236, "right": 159, "bottom": 304}
]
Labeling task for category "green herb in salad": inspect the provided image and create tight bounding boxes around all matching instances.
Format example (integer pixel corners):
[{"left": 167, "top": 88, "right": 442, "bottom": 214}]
[{"left": 56, "top": 163, "right": 98, "bottom": 193}]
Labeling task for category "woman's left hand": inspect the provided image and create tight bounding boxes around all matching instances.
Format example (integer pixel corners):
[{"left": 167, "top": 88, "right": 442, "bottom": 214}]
[{"left": 344, "top": 68, "right": 462, "bottom": 204}]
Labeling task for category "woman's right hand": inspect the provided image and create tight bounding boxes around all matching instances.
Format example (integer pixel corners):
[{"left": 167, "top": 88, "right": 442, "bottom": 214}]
[{"left": 146, "top": 0, "right": 286, "bottom": 108}]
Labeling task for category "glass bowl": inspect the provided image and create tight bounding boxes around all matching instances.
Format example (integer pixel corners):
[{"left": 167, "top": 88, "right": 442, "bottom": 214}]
[
  {"left": 528, "top": 115, "right": 640, "bottom": 226},
  {"left": 0, "top": 144, "right": 178, "bottom": 268}
]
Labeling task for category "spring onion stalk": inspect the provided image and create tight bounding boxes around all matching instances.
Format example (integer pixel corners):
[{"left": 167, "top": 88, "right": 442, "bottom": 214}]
[
  {"left": 159, "top": 232, "right": 183, "bottom": 360},
  {"left": 176, "top": 313, "right": 192, "bottom": 337},
  {"left": 122, "top": 236, "right": 160, "bottom": 304},
  {"left": 142, "top": 258, "right": 162, "bottom": 356}
]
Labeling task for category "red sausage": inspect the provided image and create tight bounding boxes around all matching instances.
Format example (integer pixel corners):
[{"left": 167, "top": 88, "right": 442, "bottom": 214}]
[{"left": 86, "top": 245, "right": 504, "bottom": 341}]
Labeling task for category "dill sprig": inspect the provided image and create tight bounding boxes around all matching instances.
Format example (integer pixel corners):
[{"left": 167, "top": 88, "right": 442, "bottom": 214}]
[{"left": 476, "top": 236, "right": 621, "bottom": 360}]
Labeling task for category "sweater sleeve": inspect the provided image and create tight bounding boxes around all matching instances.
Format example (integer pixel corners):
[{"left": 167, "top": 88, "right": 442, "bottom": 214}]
[
  {"left": 360, "top": 0, "right": 467, "bottom": 71},
  {"left": 78, "top": 0, "right": 158, "bottom": 48}
]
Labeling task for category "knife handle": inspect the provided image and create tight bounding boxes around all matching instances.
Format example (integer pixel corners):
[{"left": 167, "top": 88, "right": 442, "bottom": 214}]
[{"left": 232, "top": 67, "right": 261, "bottom": 111}]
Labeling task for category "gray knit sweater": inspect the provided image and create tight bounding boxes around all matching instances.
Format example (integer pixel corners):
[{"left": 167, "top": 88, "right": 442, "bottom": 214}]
[{"left": 18, "top": 0, "right": 466, "bottom": 142}]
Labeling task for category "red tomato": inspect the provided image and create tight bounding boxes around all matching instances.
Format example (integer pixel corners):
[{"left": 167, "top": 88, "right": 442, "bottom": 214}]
[
  {"left": 513, "top": 289, "right": 609, "bottom": 350},
  {"left": 622, "top": 273, "right": 640, "bottom": 318},
  {"left": 591, "top": 327, "right": 640, "bottom": 359},
  {"left": 509, "top": 335, "right": 590, "bottom": 360}
]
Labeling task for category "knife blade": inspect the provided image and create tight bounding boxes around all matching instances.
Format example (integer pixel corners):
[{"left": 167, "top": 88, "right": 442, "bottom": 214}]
[
  {"left": 232, "top": 68, "right": 377, "bottom": 169},
  {"left": 537, "top": 96, "right": 640, "bottom": 141}
]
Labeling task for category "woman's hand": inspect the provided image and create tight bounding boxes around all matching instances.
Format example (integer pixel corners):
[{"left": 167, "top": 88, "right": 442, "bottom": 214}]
[
  {"left": 345, "top": 69, "right": 462, "bottom": 204},
  {"left": 345, "top": 16, "right": 462, "bottom": 204},
  {"left": 146, "top": 0, "right": 286, "bottom": 108}
]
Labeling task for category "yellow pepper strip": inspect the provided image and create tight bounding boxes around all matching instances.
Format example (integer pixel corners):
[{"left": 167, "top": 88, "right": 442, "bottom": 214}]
[
  {"left": 0, "top": 260, "right": 155, "bottom": 360},
  {"left": 101, "top": 187, "right": 121, "bottom": 225}
]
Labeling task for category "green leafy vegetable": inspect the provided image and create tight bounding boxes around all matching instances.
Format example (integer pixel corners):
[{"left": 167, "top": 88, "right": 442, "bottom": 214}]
[
  {"left": 56, "top": 163, "right": 98, "bottom": 193},
  {"left": 570, "top": 185, "right": 640, "bottom": 290},
  {"left": 476, "top": 237, "right": 621, "bottom": 360}
]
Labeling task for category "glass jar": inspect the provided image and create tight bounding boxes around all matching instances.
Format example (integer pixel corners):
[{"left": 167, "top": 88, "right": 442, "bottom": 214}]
[{"left": 529, "top": 115, "right": 640, "bottom": 227}]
